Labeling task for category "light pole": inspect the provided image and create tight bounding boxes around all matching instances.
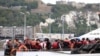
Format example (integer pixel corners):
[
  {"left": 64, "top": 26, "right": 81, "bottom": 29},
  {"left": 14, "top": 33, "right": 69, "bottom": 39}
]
[
  {"left": 61, "top": 15, "right": 65, "bottom": 40},
  {"left": 40, "top": 22, "right": 44, "bottom": 39},
  {"left": 20, "top": 12, "right": 27, "bottom": 40},
  {"left": 40, "top": 22, "right": 44, "bottom": 33},
  {"left": 12, "top": 26, "right": 16, "bottom": 48},
  {"left": 0, "top": 26, "right": 3, "bottom": 37},
  {"left": 24, "top": 14, "right": 26, "bottom": 39}
]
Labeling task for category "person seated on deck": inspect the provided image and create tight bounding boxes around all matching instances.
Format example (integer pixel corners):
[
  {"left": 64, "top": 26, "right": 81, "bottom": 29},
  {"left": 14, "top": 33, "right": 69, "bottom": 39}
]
[
  {"left": 3, "top": 39, "right": 12, "bottom": 56},
  {"left": 24, "top": 37, "right": 32, "bottom": 50},
  {"left": 63, "top": 38, "right": 70, "bottom": 50},
  {"left": 52, "top": 40, "right": 59, "bottom": 50},
  {"left": 17, "top": 42, "right": 28, "bottom": 51},
  {"left": 10, "top": 39, "right": 21, "bottom": 56}
]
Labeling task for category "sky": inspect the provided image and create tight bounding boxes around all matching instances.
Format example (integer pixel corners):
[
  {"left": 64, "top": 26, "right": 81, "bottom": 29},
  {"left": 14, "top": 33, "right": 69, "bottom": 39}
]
[{"left": 42, "top": 0, "right": 100, "bottom": 4}]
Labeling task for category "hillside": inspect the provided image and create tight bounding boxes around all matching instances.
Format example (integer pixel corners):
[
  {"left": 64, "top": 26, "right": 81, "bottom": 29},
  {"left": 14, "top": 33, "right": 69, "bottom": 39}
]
[{"left": 0, "top": 0, "right": 100, "bottom": 36}]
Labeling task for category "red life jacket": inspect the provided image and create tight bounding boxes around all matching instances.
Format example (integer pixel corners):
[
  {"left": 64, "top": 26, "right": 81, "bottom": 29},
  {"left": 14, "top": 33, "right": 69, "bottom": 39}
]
[
  {"left": 81, "top": 40, "right": 88, "bottom": 45},
  {"left": 52, "top": 42, "right": 59, "bottom": 49}
]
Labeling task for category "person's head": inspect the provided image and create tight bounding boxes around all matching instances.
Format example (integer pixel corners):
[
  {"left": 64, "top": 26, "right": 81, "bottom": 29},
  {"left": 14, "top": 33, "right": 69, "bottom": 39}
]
[
  {"left": 65, "top": 38, "right": 68, "bottom": 40},
  {"left": 19, "top": 41, "right": 25, "bottom": 45},
  {"left": 55, "top": 39, "right": 58, "bottom": 42},
  {"left": 44, "top": 38, "right": 49, "bottom": 42},
  {"left": 86, "top": 38, "right": 90, "bottom": 41},
  {"left": 36, "top": 39, "right": 40, "bottom": 41},
  {"left": 82, "top": 38, "right": 85, "bottom": 41},
  {"left": 24, "top": 36, "right": 30, "bottom": 40},
  {"left": 32, "top": 39, "right": 35, "bottom": 41},
  {"left": 14, "top": 38, "right": 19, "bottom": 42},
  {"left": 36, "top": 39, "right": 40, "bottom": 43},
  {"left": 5, "top": 39, "right": 9, "bottom": 43},
  {"left": 7, "top": 40, "right": 12, "bottom": 44},
  {"left": 70, "top": 39, "right": 75, "bottom": 43}
]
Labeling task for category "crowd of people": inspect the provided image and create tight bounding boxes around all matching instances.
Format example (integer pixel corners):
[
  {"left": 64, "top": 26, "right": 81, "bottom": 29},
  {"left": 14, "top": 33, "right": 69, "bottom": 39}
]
[{"left": 3, "top": 37, "right": 100, "bottom": 56}]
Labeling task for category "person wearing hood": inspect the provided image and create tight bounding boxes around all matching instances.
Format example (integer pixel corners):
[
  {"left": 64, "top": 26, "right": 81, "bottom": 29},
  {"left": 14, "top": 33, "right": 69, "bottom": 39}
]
[{"left": 3, "top": 39, "right": 12, "bottom": 56}]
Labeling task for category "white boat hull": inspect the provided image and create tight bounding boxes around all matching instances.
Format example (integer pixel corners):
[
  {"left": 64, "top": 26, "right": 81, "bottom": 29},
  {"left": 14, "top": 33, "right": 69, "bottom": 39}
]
[{"left": 16, "top": 51, "right": 100, "bottom": 56}]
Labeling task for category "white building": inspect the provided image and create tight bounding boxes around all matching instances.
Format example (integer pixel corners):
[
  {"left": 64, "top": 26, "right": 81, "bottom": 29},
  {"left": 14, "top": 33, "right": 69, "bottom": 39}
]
[
  {"left": 56, "top": 0, "right": 67, "bottom": 5},
  {"left": 0, "top": 26, "right": 33, "bottom": 39},
  {"left": 35, "top": 33, "right": 74, "bottom": 40}
]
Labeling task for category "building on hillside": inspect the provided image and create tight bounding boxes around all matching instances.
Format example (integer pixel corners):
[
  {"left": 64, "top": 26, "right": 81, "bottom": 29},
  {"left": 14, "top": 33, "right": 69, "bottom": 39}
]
[
  {"left": 67, "top": 1, "right": 86, "bottom": 9},
  {"left": 25, "top": 0, "right": 33, "bottom": 2},
  {"left": 56, "top": 0, "right": 67, "bottom": 5}
]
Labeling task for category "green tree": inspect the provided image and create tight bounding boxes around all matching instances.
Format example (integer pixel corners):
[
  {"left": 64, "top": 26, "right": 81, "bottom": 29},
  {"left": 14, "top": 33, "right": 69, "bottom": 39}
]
[
  {"left": 27, "top": 13, "right": 45, "bottom": 26},
  {"left": 27, "top": 1, "right": 38, "bottom": 10},
  {"left": 51, "top": 5, "right": 76, "bottom": 18},
  {"left": 0, "top": 0, "right": 26, "bottom": 7},
  {"left": 0, "top": 17, "right": 7, "bottom": 26},
  {"left": 74, "top": 16, "right": 87, "bottom": 37}
]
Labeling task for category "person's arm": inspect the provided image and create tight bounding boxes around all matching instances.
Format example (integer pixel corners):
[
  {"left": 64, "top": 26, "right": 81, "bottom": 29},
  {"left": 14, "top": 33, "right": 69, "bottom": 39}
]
[
  {"left": 3, "top": 43, "right": 6, "bottom": 49},
  {"left": 23, "top": 45, "right": 28, "bottom": 51},
  {"left": 19, "top": 45, "right": 28, "bottom": 51}
]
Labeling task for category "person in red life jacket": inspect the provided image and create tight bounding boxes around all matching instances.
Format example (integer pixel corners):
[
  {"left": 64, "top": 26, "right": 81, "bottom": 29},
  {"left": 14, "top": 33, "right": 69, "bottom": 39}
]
[
  {"left": 31, "top": 39, "right": 37, "bottom": 51},
  {"left": 69, "top": 39, "right": 75, "bottom": 50},
  {"left": 91, "top": 38, "right": 98, "bottom": 44},
  {"left": 17, "top": 42, "right": 28, "bottom": 51},
  {"left": 24, "top": 37, "right": 32, "bottom": 50},
  {"left": 34, "top": 42, "right": 42, "bottom": 51},
  {"left": 33, "top": 39, "right": 42, "bottom": 51},
  {"left": 81, "top": 38, "right": 88, "bottom": 45},
  {"left": 63, "top": 38, "right": 70, "bottom": 49},
  {"left": 86, "top": 38, "right": 91, "bottom": 44},
  {"left": 74, "top": 38, "right": 82, "bottom": 48},
  {"left": 92, "top": 38, "right": 100, "bottom": 44},
  {"left": 52, "top": 40, "right": 59, "bottom": 50}
]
